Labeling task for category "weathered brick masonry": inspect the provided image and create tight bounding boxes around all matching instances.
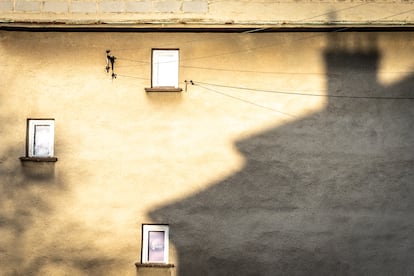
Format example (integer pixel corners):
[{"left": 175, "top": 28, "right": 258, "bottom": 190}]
[{"left": 0, "top": 0, "right": 413, "bottom": 26}]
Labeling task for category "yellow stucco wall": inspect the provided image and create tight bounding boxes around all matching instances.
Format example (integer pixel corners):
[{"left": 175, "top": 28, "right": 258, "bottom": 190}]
[{"left": 1, "top": 30, "right": 414, "bottom": 275}]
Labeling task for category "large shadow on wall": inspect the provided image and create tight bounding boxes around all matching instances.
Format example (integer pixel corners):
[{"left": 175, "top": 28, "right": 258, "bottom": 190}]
[{"left": 150, "top": 32, "right": 414, "bottom": 276}]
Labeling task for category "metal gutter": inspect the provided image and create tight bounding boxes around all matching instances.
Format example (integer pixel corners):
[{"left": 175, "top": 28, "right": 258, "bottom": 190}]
[{"left": 1, "top": 20, "right": 414, "bottom": 32}]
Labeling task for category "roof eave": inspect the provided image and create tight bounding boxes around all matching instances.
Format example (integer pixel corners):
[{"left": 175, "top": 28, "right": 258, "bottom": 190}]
[{"left": 1, "top": 20, "right": 414, "bottom": 32}]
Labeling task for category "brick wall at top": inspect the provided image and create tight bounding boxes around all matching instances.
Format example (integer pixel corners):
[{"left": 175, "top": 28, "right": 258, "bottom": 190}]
[
  {"left": 0, "top": 0, "right": 209, "bottom": 14},
  {"left": 0, "top": 0, "right": 413, "bottom": 26}
]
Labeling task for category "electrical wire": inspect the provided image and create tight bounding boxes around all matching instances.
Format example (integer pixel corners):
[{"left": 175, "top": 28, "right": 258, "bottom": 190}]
[
  {"left": 192, "top": 81, "right": 414, "bottom": 100},
  {"left": 180, "top": 65, "right": 337, "bottom": 76},
  {"left": 117, "top": 58, "right": 148, "bottom": 64},
  {"left": 373, "top": 7, "right": 414, "bottom": 21},
  {"left": 113, "top": 2, "right": 379, "bottom": 63},
  {"left": 194, "top": 82, "right": 297, "bottom": 118},
  {"left": 116, "top": 74, "right": 149, "bottom": 81},
  {"left": 107, "top": 4, "right": 414, "bottom": 104},
  {"left": 115, "top": 2, "right": 413, "bottom": 59},
  {"left": 116, "top": 30, "right": 330, "bottom": 66}
]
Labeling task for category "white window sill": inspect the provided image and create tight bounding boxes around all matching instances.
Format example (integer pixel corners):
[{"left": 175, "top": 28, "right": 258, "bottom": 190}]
[{"left": 145, "top": 87, "right": 182, "bottom": 92}]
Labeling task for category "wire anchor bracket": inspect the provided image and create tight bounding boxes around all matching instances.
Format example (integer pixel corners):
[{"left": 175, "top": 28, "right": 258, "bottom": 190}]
[
  {"left": 106, "top": 49, "right": 117, "bottom": 80},
  {"left": 184, "top": 80, "right": 194, "bottom": 92}
]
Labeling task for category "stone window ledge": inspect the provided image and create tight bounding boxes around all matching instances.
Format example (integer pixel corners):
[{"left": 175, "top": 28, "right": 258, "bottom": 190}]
[
  {"left": 19, "top": 156, "right": 58, "bottom": 162},
  {"left": 136, "top": 263, "right": 175, "bottom": 276},
  {"left": 145, "top": 87, "right": 182, "bottom": 92},
  {"left": 135, "top": 263, "right": 175, "bottom": 268}
]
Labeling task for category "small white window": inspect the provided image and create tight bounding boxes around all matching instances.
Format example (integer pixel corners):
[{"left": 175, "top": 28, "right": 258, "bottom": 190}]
[
  {"left": 27, "top": 119, "right": 55, "bottom": 158},
  {"left": 152, "top": 49, "right": 179, "bottom": 88},
  {"left": 141, "top": 224, "right": 169, "bottom": 264}
]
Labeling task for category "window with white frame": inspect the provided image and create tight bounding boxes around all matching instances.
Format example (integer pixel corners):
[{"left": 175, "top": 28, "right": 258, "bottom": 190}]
[
  {"left": 148, "top": 49, "right": 180, "bottom": 91},
  {"left": 141, "top": 224, "right": 169, "bottom": 264},
  {"left": 27, "top": 119, "right": 55, "bottom": 158}
]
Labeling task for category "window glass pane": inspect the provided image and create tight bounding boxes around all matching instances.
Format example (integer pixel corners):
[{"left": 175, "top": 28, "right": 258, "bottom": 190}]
[
  {"left": 153, "top": 50, "right": 179, "bottom": 87},
  {"left": 34, "top": 125, "right": 51, "bottom": 156},
  {"left": 28, "top": 119, "right": 54, "bottom": 158},
  {"left": 148, "top": 231, "right": 165, "bottom": 262}
]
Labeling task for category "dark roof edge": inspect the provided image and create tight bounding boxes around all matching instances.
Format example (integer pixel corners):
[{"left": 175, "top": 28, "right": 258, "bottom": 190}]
[{"left": 1, "top": 22, "right": 414, "bottom": 32}]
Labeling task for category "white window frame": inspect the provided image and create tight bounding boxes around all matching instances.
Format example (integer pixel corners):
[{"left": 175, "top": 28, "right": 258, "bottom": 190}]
[
  {"left": 141, "top": 224, "right": 169, "bottom": 264},
  {"left": 151, "top": 49, "right": 179, "bottom": 88},
  {"left": 27, "top": 119, "right": 55, "bottom": 158}
]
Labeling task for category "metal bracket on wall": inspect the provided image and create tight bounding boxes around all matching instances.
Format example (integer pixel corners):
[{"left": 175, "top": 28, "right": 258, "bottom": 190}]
[
  {"left": 184, "top": 80, "right": 194, "bottom": 92},
  {"left": 106, "top": 49, "right": 117, "bottom": 80}
]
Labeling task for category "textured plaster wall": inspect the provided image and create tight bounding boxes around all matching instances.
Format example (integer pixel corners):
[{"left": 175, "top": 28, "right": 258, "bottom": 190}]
[
  {"left": 0, "top": 31, "right": 413, "bottom": 275},
  {"left": 0, "top": 0, "right": 413, "bottom": 25}
]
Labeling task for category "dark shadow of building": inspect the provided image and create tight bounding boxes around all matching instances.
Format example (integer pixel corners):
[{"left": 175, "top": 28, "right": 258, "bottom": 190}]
[{"left": 150, "top": 32, "right": 414, "bottom": 276}]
